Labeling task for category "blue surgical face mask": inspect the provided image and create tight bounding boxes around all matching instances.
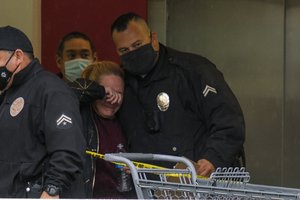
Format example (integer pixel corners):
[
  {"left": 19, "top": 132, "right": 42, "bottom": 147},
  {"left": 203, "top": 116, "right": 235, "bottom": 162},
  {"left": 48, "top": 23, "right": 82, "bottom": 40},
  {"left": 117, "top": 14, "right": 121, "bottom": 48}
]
[{"left": 64, "top": 58, "right": 92, "bottom": 82}]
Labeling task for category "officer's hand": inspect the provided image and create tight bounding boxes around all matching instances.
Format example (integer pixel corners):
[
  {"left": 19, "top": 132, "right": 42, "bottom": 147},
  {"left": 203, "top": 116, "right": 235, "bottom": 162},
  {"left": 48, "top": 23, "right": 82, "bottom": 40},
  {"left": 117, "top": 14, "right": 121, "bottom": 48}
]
[
  {"left": 196, "top": 159, "right": 215, "bottom": 177},
  {"left": 40, "top": 191, "right": 59, "bottom": 199},
  {"left": 105, "top": 87, "right": 122, "bottom": 105}
]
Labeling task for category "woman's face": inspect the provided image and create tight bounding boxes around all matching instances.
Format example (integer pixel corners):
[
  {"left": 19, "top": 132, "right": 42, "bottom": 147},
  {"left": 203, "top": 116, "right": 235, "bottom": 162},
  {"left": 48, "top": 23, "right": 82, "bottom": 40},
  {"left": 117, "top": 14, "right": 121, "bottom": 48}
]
[{"left": 93, "top": 74, "right": 124, "bottom": 119}]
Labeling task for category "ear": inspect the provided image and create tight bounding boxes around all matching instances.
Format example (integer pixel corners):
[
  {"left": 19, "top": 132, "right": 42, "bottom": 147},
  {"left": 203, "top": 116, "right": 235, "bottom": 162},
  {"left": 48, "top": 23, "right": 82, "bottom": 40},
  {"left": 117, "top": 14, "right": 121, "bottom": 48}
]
[
  {"left": 11, "top": 49, "right": 27, "bottom": 72},
  {"left": 93, "top": 52, "right": 98, "bottom": 62},
  {"left": 14, "top": 49, "right": 24, "bottom": 64},
  {"left": 56, "top": 55, "right": 63, "bottom": 71},
  {"left": 151, "top": 32, "right": 160, "bottom": 51}
]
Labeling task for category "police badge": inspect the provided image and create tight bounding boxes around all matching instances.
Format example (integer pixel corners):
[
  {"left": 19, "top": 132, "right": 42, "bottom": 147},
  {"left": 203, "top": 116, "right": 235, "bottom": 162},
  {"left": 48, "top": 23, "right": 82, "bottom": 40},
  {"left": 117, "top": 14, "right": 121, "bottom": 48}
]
[
  {"left": 156, "top": 92, "right": 170, "bottom": 111},
  {"left": 10, "top": 97, "right": 25, "bottom": 117}
]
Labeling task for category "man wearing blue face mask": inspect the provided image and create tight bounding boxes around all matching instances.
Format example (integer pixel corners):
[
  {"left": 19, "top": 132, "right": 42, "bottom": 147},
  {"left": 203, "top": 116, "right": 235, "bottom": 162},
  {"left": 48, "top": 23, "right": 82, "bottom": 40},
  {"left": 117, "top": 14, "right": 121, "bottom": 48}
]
[
  {"left": 56, "top": 32, "right": 97, "bottom": 82},
  {"left": 56, "top": 31, "right": 125, "bottom": 197}
]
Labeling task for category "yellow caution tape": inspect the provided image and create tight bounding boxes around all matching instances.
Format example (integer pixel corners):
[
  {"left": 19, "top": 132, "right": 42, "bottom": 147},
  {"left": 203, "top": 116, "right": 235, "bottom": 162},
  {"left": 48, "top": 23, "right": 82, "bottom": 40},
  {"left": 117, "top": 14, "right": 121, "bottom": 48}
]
[
  {"left": 86, "top": 150, "right": 166, "bottom": 169},
  {"left": 86, "top": 150, "right": 207, "bottom": 179}
]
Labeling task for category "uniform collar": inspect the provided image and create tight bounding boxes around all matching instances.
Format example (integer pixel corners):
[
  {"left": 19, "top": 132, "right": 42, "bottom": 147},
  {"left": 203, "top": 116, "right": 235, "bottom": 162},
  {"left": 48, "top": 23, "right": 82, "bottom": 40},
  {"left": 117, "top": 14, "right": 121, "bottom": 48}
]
[{"left": 11, "top": 58, "right": 42, "bottom": 87}]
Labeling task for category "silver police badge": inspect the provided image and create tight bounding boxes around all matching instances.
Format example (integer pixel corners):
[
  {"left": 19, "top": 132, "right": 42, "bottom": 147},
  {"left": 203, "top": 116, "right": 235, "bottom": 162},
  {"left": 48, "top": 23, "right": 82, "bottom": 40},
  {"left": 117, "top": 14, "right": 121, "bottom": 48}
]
[{"left": 156, "top": 92, "right": 170, "bottom": 111}]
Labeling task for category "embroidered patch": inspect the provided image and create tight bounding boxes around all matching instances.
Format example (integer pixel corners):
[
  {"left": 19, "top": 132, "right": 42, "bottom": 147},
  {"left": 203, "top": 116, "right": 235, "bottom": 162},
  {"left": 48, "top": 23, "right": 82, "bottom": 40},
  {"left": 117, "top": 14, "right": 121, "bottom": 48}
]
[
  {"left": 56, "top": 114, "right": 73, "bottom": 129},
  {"left": 10, "top": 97, "right": 25, "bottom": 117},
  {"left": 203, "top": 85, "right": 217, "bottom": 97}
]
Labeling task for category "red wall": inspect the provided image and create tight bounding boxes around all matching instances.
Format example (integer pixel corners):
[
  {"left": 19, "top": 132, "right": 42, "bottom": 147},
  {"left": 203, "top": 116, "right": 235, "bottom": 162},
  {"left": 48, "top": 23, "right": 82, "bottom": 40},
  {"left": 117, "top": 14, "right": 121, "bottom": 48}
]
[{"left": 41, "top": 0, "right": 147, "bottom": 73}]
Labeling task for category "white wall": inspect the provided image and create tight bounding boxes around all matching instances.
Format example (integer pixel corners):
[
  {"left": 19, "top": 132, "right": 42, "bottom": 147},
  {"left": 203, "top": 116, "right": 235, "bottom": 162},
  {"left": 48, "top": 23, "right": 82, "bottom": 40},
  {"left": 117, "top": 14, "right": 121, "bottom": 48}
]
[
  {"left": 148, "top": 0, "right": 167, "bottom": 45},
  {"left": 160, "top": 0, "right": 300, "bottom": 188},
  {"left": 0, "top": 0, "right": 41, "bottom": 59}
]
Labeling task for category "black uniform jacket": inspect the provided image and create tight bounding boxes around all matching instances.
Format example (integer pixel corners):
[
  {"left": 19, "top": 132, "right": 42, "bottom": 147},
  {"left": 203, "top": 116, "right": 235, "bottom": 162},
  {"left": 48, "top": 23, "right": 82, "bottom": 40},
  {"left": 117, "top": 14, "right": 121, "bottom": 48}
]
[
  {"left": 0, "top": 59, "right": 86, "bottom": 198},
  {"left": 118, "top": 44, "right": 245, "bottom": 168}
]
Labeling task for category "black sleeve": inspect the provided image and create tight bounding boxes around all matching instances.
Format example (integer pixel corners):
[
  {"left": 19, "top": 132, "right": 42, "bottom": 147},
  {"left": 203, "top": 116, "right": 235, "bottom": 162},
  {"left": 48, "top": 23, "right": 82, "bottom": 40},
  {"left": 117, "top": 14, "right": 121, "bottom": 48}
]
[
  {"left": 42, "top": 88, "right": 86, "bottom": 190},
  {"left": 68, "top": 78, "right": 106, "bottom": 104},
  {"left": 190, "top": 59, "right": 245, "bottom": 167}
]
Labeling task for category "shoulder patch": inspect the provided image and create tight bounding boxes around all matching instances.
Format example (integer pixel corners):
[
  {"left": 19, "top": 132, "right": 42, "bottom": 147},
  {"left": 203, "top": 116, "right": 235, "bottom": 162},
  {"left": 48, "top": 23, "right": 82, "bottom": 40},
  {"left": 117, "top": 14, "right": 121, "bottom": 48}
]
[
  {"left": 203, "top": 85, "right": 217, "bottom": 97},
  {"left": 56, "top": 114, "right": 73, "bottom": 129}
]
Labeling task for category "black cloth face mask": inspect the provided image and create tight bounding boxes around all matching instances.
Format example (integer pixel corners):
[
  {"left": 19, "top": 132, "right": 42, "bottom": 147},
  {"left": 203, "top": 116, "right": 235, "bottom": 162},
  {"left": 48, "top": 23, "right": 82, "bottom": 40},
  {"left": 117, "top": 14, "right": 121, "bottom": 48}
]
[
  {"left": 0, "top": 52, "right": 18, "bottom": 91},
  {"left": 121, "top": 43, "right": 158, "bottom": 76}
]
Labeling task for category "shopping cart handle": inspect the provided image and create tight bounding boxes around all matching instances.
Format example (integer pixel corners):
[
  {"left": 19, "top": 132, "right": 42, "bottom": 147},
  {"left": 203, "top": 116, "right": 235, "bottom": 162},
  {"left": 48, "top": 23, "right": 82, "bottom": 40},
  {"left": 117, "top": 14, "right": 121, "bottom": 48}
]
[
  {"left": 105, "top": 153, "right": 198, "bottom": 184},
  {"left": 106, "top": 153, "right": 155, "bottom": 161}
]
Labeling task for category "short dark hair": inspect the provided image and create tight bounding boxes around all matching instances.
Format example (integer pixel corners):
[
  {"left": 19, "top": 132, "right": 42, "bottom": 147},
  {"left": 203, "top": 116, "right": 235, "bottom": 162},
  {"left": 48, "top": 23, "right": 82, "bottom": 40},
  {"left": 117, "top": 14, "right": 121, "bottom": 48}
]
[
  {"left": 56, "top": 32, "right": 95, "bottom": 57},
  {"left": 111, "top": 12, "right": 144, "bottom": 33}
]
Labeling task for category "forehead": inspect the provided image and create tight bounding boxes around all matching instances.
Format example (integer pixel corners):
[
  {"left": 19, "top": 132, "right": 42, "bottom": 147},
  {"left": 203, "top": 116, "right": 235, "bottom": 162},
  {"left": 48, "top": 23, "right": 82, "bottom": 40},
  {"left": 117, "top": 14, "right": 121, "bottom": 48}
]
[
  {"left": 98, "top": 74, "right": 124, "bottom": 89},
  {"left": 112, "top": 21, "right": 149, "bottom": 48},
  {"left": 63, "top": 38, "right": 92, "bottom": 52}
]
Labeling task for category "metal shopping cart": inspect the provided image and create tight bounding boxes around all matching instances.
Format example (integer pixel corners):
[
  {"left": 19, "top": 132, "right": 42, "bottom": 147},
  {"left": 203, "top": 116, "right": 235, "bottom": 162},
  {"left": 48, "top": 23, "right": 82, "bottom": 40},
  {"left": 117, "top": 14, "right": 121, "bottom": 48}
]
[{"left": 104, "top": 153, "right": 300, "bottom": 199}]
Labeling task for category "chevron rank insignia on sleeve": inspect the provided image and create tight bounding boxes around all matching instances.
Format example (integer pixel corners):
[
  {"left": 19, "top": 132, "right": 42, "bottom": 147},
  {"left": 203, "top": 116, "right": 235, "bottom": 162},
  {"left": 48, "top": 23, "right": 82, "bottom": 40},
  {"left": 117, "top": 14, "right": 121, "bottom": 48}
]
[
  {"left": 203, "top": 85, "right": 217, "bottom": 97},
  {"left": 56, "top": 114, "right": 73, "bottom": 129}
]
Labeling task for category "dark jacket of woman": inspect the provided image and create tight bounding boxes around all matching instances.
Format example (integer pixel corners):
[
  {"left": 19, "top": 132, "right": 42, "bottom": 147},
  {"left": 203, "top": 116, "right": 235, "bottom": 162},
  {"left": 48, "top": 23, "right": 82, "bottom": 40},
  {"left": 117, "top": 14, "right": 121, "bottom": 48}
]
[{"left": 69, "top": 79, "right": 130, "bottom": 198}]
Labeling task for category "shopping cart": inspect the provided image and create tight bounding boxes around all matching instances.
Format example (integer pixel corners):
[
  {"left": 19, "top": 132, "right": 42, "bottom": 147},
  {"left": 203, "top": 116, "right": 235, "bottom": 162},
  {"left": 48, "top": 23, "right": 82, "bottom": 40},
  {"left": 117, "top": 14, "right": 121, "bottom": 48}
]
[{"left": 104, "top": 153, "right": 300, "bottom": 199}]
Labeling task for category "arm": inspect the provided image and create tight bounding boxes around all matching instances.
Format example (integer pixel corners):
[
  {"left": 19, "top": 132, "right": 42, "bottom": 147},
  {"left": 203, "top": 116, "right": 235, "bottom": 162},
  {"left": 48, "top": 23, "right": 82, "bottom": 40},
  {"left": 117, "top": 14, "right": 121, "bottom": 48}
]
[
  {"left": 68, "top": 78, "right": 106, "bottom": 104},
  {"left": 41, "top": 88, "right": 86, "bottom": 196},
  {"left": 190, "top": 59, "right": 245, "bottom": 175},
  {"left": 69, "top": 78, "right": 122, "bottom": 105}
]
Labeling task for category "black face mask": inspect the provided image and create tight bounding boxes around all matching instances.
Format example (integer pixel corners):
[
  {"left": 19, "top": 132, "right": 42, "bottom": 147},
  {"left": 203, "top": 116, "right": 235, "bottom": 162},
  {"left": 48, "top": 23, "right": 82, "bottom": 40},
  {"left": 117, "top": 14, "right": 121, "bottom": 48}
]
[
  {"left": 121, "top": 43, "right": 158, "bottom": 76},
  {"left": 0, "top": 52, "right": 17, "bottom": 91}
]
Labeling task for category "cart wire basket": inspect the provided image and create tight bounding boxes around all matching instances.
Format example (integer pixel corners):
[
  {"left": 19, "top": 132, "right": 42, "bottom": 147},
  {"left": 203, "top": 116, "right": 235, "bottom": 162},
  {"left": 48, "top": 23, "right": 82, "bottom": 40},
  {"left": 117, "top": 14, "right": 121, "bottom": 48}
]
[{"left": 104, "top": 153, "right": 300, "bottom": 199}]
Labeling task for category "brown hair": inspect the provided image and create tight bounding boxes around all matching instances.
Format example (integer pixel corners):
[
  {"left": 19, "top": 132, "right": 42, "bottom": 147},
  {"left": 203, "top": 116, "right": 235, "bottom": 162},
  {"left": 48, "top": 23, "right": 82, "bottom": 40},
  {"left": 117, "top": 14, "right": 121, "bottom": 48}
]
[{"left": 81, "top": 61, "right": 124, "bottom": 82}]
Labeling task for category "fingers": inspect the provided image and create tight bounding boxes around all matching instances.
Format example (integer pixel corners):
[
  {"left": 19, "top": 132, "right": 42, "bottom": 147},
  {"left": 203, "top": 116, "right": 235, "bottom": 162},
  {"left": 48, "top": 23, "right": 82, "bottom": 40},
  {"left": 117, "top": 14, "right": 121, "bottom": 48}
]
[
  {"left": 105, "top": 87, "right": 122, "bottom": 104},
  {"left": 106, "top": 91, "right": 121, "bottom": 104},
  {"left": 196, "top": 159, "right": 216, "bottom": 177},
  {"left": 124, "top": 166, "right": 131, "bottom": 174}
]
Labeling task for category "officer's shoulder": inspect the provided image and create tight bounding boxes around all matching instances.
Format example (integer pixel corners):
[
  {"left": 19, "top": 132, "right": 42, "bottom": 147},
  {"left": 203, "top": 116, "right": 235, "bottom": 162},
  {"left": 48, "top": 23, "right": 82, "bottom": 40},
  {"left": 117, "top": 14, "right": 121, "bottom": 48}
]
[
  {"left": 36, "top": 70, "right": 71, "bottom": 92},
  {"left": 166, "top": 47, "right": 218, "bottom": 75}
]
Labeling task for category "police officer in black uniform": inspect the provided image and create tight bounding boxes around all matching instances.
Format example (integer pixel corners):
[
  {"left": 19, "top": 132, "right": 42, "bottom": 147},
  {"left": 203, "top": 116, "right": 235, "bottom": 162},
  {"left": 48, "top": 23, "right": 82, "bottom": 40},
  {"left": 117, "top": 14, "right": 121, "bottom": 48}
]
[
  {"left": 111, "top": 13, "right": 245, "bottom": 177},
  {"left": 0, "top": 26, "right": 86, "bottom": 198}
]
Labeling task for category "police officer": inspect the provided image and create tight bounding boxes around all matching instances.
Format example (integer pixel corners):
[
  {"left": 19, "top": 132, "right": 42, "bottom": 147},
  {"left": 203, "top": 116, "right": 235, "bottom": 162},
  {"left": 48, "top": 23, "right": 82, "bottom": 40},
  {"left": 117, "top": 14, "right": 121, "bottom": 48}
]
[
  {"left": 0, "top": 26, "right": 86, "bottom": 198},
  {"left": 111, "top": 13, "right": 245, "bottom": 177}
]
